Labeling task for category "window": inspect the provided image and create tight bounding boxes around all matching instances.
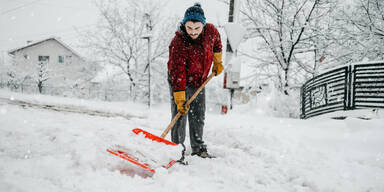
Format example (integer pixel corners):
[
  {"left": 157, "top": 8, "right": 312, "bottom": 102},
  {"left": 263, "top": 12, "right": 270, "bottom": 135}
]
[
  {"left": 24, "top": 54, "right": 29, "bottom": 59},
  {"left": 58, "top": 56, "right": 64, "bottom": 63},
  {"left": 38, "top": 56, "right": 49, "bottom": 62},
  {"left": 65, "top": 55, "right": 72, "bottom": 64}
]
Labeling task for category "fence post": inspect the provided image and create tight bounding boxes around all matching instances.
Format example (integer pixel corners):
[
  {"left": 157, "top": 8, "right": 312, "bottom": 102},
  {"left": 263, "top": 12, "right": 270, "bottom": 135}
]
[
  {"left": 300, "top": 86, "right": 306, "bottom": 119},
  {"left": 350, "top": 65, "right": 356, "bottom": 110},
  {"left": 345, "top": 65, "right": 355, "bottom": 110}
]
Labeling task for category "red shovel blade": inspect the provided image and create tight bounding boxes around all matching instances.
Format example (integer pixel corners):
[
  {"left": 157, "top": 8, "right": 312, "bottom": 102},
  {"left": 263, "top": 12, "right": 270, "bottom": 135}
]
[
  {"left": 106, "top": 148, "right": 177, "bottom": 173},
  {"left": 107, "top": 128, "right": 178, "bottom": 174},
  {"left": 132, "top": 128, "right": 177, "bottom": 146}
]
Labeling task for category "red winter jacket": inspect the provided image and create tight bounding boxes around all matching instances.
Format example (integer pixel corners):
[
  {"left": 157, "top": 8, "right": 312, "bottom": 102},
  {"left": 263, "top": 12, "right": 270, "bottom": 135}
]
[{"left": 167, "top": 23, "right": 222, "bottom": 91}]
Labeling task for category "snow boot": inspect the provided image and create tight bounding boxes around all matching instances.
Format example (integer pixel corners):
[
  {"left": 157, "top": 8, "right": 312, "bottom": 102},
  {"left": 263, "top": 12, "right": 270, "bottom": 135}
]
[{"left": 191, "top": 146, "right": 215, "bottom": 158}]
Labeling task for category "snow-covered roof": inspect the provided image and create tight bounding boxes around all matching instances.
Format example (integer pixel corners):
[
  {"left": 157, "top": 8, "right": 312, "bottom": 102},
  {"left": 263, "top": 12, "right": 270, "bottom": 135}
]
[{"left": 8, "top": 36, "right": 84, "bottom": 60}]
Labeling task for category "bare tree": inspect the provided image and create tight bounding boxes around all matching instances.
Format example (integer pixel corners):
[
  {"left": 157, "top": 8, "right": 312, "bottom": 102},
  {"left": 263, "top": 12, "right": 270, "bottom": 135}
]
[
  {"left": 37, "top": 61, "right": 49, "bottom": 93},
  {"left": 336, "top": 0, "right": 384, "bottom": 62},
  {"left": 82, "top": 0, "right": 177, "bottom": 101},
  {"left": 240, "top": 0, "right": 336, "bottom": 95},
  {"left": 4, "top": 57, "right": 50, "bottom": 93}
]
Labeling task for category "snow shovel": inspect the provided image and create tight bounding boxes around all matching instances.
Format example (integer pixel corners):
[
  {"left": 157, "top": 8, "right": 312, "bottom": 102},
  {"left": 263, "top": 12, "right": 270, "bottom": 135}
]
[{"left": 107, "top": 72, "right": 216, "bottom": 174}]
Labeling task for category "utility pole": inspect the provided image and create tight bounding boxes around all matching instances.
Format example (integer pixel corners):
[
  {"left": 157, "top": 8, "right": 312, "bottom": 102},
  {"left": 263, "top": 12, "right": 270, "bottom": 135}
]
[
  {"left": 226, "top": 0, "right": 235, "bottom": 60},
  {"left": 142, "top": 13, "right": 152, "bottom": 108},
  {"left": 223, "top": 0, "right": 235, "bottom": 113},
  {"left": 222, "top": 0, "right": 245, "bottom": 114},
  {"left": 226, "top": 0, "right": 235, "bottom": 111}
]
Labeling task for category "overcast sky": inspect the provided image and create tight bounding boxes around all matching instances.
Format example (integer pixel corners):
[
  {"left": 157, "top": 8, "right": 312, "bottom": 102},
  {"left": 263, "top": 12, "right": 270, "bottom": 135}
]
[{"left": 0, "top": 0, "right": 228, "bottom": 58}]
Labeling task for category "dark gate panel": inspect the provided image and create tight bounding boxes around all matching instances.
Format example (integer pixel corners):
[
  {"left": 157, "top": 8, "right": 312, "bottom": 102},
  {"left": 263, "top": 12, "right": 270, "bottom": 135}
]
[
  {"left": 353, "top": 63, "right": 384, "bottom": 109},
  {"left": 301, "top": 66, "right": 349, "bottom": 119},
  {"left": 300, "top": 62, "right": 384, "bottom": 119}
]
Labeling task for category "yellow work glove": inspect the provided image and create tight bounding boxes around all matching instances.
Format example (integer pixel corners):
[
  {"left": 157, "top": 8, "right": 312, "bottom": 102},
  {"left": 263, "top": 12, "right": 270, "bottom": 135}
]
[
  {"left": 212, "top": 52, "right": 224, "bottom": 76},
  {"left": 173, "top": 91, "right": 190, "bottom": 115}
]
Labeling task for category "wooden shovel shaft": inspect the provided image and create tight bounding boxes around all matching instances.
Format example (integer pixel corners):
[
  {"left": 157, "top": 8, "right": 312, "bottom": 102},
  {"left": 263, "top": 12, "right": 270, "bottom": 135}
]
[{"left": 160, "top": 72, "right": 216, "bottom": 138}]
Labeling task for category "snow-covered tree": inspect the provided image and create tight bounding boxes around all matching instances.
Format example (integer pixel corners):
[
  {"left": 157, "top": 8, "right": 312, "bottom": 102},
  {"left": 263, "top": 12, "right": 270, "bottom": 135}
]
[
  {"left": 5, "top": 56, "right": 50, "bottom": 93},
  {"left": 240, "top": 0, "right": 336, "bottom": 95},
  {"left": 82, "top": 0, "right": 177, "bottom": 102},
  {"left": 36, "top": 61, "right": 49, "bottom": 93},
  {"left": 335, "top": 0, "right": 384, "bottom": 62}
]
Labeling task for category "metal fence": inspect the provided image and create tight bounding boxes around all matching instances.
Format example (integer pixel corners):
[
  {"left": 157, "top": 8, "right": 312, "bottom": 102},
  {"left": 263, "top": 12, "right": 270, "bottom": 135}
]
[{"left": 300, "top": 61, "right": 384, "bottom": 119}]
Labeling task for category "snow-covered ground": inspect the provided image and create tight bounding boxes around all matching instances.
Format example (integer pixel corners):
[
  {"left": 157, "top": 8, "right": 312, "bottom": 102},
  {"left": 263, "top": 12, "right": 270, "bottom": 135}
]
[{"left": 0, "top": 89, "right": 383, "bottom": 192}]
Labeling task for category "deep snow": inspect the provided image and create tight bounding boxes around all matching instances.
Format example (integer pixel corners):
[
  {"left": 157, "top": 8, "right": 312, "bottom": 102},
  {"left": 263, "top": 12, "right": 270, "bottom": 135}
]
[{"left": 0, "top": 89, "right": 383, "bottom": 192}]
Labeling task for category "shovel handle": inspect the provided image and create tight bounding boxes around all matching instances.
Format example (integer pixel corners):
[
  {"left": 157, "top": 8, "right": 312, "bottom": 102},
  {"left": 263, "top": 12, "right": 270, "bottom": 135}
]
[{"left": 160, "top": 72, "right": 216, "bottom": 138}]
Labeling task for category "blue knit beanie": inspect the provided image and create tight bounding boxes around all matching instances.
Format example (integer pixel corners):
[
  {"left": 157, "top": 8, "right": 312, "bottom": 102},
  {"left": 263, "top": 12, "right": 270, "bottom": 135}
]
[{"left": 182, "top": 3, "right": 206, "bottom": 25}]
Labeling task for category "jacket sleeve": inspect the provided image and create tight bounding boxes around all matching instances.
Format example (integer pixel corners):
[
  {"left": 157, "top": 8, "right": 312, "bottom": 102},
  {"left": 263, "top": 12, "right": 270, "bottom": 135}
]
[
  {"left": 213, "top": 26, "right": 222, "bottom": 53},
  {"left": 167, "top": 36, "right": 187, "bottom": 91}
]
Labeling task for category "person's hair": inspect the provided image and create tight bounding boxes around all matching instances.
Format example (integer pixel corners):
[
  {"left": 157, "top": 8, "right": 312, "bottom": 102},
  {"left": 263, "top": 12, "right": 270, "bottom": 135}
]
[{"left": 186, "top": 19, "right": 201, "bottom": 23}]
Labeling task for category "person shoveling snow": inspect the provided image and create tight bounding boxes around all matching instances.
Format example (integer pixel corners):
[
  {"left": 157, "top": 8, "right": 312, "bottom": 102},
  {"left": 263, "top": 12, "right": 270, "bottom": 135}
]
[
  {"left": 167, "top": 3, "right": 224, "bottom": 158},
  {"left": 107, "top": 3, "right": 224, "bottom": 174}
]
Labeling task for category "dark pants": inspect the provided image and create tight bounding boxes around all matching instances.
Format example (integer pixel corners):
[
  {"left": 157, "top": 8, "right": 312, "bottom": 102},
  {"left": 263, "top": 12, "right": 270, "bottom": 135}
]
[{"left": 168, "top": 76, "right": 206, "bottom": 150}]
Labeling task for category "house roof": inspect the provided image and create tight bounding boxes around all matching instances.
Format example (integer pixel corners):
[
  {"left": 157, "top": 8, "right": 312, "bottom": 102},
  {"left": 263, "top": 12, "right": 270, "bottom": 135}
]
[{"left": 8, "top": 36, "right": 84, "bottom": 60}]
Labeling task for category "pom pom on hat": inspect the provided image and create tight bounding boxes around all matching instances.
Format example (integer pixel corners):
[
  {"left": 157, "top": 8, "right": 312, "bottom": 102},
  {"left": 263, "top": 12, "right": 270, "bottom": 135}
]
[{"left": 182, "top": 3, "right": 206, "bottom": 25}]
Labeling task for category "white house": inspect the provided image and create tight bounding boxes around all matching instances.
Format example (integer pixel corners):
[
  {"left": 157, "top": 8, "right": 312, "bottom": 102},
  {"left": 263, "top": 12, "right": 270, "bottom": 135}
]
[{"left": 8, "top": 37, "right": 97, "bottom": 88}]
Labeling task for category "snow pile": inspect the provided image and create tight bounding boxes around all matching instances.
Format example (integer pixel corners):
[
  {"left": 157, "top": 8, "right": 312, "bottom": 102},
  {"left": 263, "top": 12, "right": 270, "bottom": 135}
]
[
  {"left": 1, "top": 89, "right": 384, "bottom": 192},
  {"left": 233, "top": 86, "right": 301, "bottom": 118}
]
